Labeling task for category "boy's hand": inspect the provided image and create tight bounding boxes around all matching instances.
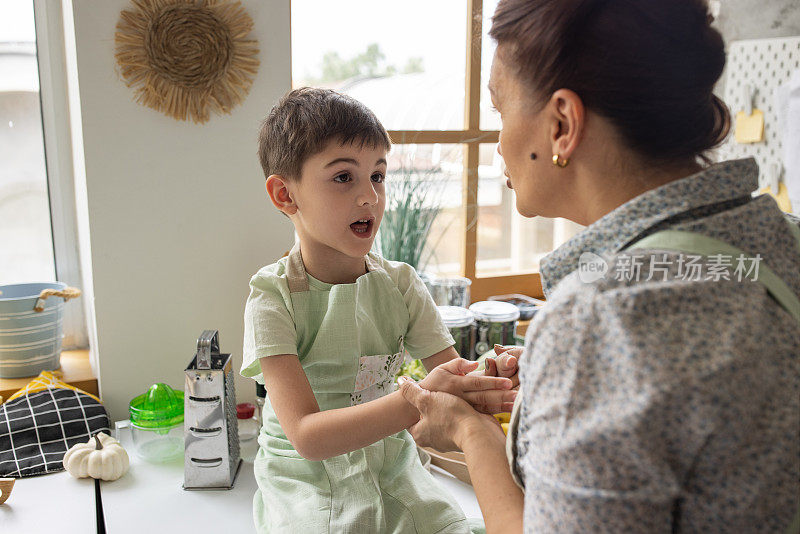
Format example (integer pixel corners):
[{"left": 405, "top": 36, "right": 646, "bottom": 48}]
[
  {"left": 417, "top": 358, "right": 516, "bottom": 414},
  {"left": 483, "top": 345, "right": 522, "bottom": 388}
]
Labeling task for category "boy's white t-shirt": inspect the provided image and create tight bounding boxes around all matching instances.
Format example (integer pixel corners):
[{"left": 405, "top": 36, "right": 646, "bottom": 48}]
[{"left": 240, "top": 253, "right": 455, "bottom": 382}]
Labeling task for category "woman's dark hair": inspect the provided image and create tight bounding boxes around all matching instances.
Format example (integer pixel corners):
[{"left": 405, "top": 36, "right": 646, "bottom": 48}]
[{"left": 489, "top": 0, "right": 730, "bottom": 164}]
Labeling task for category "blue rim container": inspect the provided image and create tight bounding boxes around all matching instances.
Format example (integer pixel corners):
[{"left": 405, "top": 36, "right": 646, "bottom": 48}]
[{"left": 0, "top": 282, "right": 76, "bottom": 378}]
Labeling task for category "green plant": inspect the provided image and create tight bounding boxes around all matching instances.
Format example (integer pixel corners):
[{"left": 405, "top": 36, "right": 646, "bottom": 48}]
[
  {"left": 395, "top": 358, "right": 428, "bottom": 383},
  {"left": 375, "top": 162, "right": 448, "bottom": 270}
]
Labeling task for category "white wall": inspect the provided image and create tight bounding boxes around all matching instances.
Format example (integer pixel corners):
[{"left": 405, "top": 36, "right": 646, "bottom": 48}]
[
  {"left": 712, "top": 0, "right": 800, "bottom": 95},
  {"left": 714, "top": 0, "right": 800, "bottom": 42},
  {"left": 70, "top": 0, "right": 293, "bottom": 420}
]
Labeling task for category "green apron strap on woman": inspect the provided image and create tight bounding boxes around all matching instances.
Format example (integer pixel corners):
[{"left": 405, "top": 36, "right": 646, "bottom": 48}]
[
  {"left": 625, "top": 223, "right": 800, "bottom": 325},
  {"left": 505, "top": 221, "right": 800, "bottom": 500},
  {"left": 626, "top": 220, "right": 800, "bottom": 534}
]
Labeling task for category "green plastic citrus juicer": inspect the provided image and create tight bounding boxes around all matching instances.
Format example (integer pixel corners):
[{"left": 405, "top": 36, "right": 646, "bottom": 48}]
[{"left": 127, "top": 383, "right": 184, "bottom": 462}]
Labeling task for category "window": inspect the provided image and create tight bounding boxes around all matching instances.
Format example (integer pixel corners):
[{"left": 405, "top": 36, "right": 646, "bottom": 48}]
[
  {"left": 0, "top": 2, "right": 54, "bottom": 283},
  {"left": 0, "top": 1, "right": 87, "bottom": 348},
  {"left": 291, "top": 0, "right": 583, "bottom": 300}
]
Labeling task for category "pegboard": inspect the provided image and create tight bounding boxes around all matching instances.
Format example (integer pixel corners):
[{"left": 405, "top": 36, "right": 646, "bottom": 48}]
[{"left": 717, "top": 37, "right": 800, "bottom": 188}]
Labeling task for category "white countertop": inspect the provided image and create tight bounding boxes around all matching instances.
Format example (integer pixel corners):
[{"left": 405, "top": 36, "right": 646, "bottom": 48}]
[
  {"left": 0, "top": 465, "right": 96, "bottom": 532},
  {"left": 2, "top": 429, "right": 481, "bottom": 533}
]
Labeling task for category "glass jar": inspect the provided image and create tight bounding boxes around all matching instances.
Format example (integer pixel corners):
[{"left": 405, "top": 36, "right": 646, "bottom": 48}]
[
  {"left": 468, "top": 301, "right": 520, "bottom": 358},
  {"left": 236, "top": 403, "right": 258, "bottom": 442},
  {"left": 255, "top": 383, "right": 266, "bottom": 427},
  {"left": 437, "top": 306, "right": 476, "bottom": 360},
  {"left": 430, "top": 277, "right": 472, "bottom": 308}
]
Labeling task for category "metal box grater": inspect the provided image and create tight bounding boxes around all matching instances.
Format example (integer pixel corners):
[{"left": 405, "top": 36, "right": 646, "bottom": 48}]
[{"left": 183, "top": 330, "right": 241, "bottom": 490}]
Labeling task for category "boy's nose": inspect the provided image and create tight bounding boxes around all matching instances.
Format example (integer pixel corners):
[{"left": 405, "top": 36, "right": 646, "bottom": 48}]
[{"left": 357, "top": 183, "right": 379, "bottom": 206}]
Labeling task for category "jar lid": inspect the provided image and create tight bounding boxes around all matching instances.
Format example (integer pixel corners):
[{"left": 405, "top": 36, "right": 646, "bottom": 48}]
[
  {"left": 469, "top": 301, "right": 521, "bottom": 322},
  {"left": 430, "top": 276, "right": 472, "bottom": 288},
  {"left": 129, "top": 383, "right": 184, "bottom": 429},
  {"left": 438, "top": 306, "right": 475, "bottom": 328},
  {"left": 237, "top": 402, "right": 255, "bottom": 419}
]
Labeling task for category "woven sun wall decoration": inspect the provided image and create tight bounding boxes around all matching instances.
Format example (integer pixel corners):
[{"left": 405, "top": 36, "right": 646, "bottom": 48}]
[{"left": 114, "top": 0, "right": 260, "bottom": 124}]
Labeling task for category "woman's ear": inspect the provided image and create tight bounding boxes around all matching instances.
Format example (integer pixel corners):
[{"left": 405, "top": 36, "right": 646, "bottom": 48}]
[
  {"left": 547, "top": 89, "right": 585, "bottom": 161},
  {"left": 266, "top": 174, "right": 298, "bottom": 215}
]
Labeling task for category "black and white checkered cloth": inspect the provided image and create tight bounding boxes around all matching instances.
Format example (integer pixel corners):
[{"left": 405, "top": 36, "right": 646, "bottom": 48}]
[{"left": 0, "top": 387, "right": 110, "bottom": 477}]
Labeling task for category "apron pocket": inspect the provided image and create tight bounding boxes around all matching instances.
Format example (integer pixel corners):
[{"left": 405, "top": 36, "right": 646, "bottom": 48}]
[{"left": 351, "top": 341, "right": 405, "bottom": 406}]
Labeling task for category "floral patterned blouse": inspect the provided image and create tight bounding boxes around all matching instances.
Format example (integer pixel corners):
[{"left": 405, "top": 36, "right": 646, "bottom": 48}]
[{"left": 513, "top": 159, "right": 800, "bottom": 533}]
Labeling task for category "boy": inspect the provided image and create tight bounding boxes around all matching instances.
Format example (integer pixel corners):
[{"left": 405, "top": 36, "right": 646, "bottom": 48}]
[{"left": 241, "top": 87, "right": 516, "bottom": 533}]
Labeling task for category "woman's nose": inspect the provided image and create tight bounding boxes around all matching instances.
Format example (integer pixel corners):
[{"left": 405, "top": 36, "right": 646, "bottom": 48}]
[{"left": 496, "top": 143, "right": 503, "bottom": 157}]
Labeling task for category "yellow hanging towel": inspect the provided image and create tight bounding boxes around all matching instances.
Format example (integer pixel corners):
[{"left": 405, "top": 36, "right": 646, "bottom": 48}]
[{"left": 4, "top": 370, "right": 101, "bottom": 404}]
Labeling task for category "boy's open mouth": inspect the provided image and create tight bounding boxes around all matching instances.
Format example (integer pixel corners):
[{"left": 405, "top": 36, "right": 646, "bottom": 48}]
[{"left": 350, "top": 217, "right": 374, "bottom": 238}]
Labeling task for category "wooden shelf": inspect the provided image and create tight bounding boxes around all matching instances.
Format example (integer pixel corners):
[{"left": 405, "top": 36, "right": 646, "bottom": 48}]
[{"left": 0, "top": 350, "right": 98, "bottom": 402}]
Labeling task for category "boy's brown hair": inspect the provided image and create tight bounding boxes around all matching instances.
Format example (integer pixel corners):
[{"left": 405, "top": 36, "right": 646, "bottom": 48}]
[{"left": 258, "top": 87, "right": 391, "bottom": 180}]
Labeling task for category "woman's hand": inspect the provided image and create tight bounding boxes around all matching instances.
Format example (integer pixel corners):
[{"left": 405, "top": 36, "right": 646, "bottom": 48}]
[
  {"left": 399, "top": 377, "right": 500, "bottom": 452},
  {"left": 418, "top": 357, "right": 517, "bottom": 414},
  {"left": 402, "top": 376, "right": 524, "bottom": 533}
]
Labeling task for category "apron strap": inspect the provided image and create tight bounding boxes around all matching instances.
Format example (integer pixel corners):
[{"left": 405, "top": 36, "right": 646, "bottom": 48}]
[
  {"left": 787, "top": 504, "right": 800, "bottom": 534},
  {"left": 786, "top": 217, "right": 800, "bottom": 247},
  {"left": 365, "top": 253, "right": 381, "bottom": 272},
  {"left": 624, "top": 224, "right": 800, "bottom": 324},
  {"left": 286, "top": 244, "right": 310, "bottom": 293},
  {"left": 505, "top": 385, "right": 526, "bottom": 490},
  {"left": 284, "top": 244, "right": 381, "bottom": 294},
  {"left": 630, "top": 221, "right": 800, "bottom": 533},
  {"left": 505, "top": 220, "right": 800, "bottom": 494}
]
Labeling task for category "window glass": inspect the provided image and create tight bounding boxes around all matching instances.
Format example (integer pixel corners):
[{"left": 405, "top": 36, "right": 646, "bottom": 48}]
[
  {"left": 379, "top": 144, "right": 465, "bottom": 276},
  {"left": 475, "top": 142, "right": 584, "bottom": 276},
  {"left": 476, "top": 0, "right": 584, "bottom": 275},
  {"left": 291, "top": 0, "right": 468, "bottom": 130},
  {"left": 480, "top": 0, "right": 500, "bottom": 131},
  {"left": 0, "top": 1, "right": 55, "bottom": 283}
]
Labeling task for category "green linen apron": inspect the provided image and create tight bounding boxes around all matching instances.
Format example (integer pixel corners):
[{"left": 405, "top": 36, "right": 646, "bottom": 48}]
[
  {"left": 504, "top": 223, "right": 800, "bottom": 532},
  {"left": 253, "top": 246, "right": 482, "bottom": 534}
]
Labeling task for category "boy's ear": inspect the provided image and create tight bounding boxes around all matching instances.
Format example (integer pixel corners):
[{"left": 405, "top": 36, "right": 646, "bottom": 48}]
[{"left": 265, "top": 174, "right": 298, "bottom": 215}]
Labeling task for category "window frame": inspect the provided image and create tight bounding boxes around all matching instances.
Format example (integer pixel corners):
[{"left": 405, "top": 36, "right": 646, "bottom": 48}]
[
  {"left": 387, "top": 0, "right": 543, "bottom": 301},
  {"left": 32, "top": 0, "right": 88, "bottom": 349}
]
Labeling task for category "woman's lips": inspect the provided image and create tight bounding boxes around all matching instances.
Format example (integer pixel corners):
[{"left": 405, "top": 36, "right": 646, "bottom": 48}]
[{"left": 504, "top": 169, "right": 513, "bottom": 189}]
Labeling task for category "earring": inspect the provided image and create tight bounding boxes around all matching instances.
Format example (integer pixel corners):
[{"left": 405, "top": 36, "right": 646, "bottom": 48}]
[
  {"left": 530, "top": 152, "right": 537, "bottom": 160},
  {"left": 552, "top": 154, "right": 569, "bottom": 168}
]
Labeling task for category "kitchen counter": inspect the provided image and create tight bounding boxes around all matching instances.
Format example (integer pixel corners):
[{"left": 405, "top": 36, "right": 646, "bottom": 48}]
[{"left": 2, "top": 428, "right": 481, "bottom": 532}]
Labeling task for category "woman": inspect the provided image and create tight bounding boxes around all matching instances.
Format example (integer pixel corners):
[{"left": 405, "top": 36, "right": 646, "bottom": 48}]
[{"left": 400, "top": 0, "right": 800, "bottom": 532}]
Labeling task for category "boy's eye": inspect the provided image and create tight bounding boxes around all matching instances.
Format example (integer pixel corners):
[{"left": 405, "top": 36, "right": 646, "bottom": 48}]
[
  {"left": 371, "top": 173, "right": 385, "bottom": 183},
  {"left": 333, "top": 172, "right": 351, "bottom": 183}
]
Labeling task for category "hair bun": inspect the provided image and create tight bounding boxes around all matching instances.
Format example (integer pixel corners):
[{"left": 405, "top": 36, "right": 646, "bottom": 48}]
[{"left": 490, "top": 0, "right": 731, "bottom": 163}]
